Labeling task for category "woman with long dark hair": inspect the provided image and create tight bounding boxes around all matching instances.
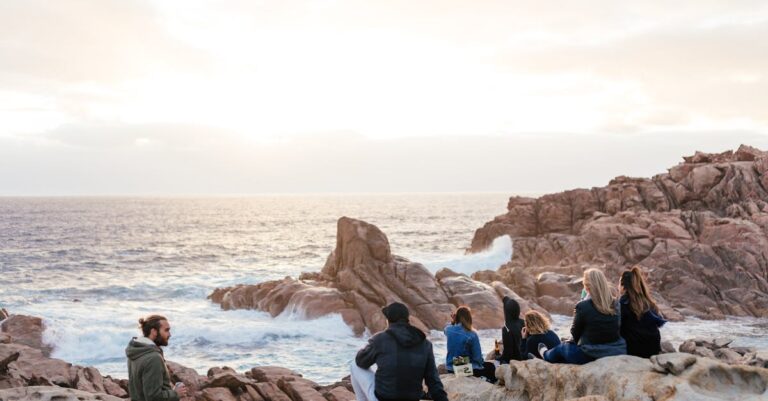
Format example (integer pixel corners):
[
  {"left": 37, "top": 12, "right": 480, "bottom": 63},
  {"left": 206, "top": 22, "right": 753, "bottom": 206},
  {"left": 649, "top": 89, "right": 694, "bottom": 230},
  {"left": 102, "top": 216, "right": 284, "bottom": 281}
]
[
  {"left": 444, "top": 306, "right": 496, "bottom": 383},
  {"left": 620, "top": 266, "right": 667, "bottom": 358}
]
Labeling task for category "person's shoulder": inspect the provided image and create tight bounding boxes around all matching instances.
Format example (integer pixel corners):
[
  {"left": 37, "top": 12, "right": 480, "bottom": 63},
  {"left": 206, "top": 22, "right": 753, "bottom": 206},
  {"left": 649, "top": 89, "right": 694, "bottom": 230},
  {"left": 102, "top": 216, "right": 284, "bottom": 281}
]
[
  {"left": 370, "top": 330, "right": 389, "bottom": 341},
  {"left": 575, "top": 299, "right": 593, "bottom": 311}
]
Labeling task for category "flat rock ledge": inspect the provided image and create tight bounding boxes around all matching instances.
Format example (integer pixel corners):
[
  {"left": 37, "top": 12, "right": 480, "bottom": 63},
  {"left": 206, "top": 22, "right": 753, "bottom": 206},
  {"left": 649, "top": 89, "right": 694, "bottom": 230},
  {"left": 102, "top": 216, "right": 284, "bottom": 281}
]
[
  {"left": 209, "top": 217, "right": 547, "bottom": 335},
  {"left": 443, "top": 353, "right": 768, "bottom": 401}
]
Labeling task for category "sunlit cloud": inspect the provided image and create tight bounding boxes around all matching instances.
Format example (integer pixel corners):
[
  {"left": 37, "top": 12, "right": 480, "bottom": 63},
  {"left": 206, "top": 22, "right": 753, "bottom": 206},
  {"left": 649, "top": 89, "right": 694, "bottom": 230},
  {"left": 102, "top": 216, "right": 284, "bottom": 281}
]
[{"left": 0, "top": 0, "right": 766, "bottom": 194}]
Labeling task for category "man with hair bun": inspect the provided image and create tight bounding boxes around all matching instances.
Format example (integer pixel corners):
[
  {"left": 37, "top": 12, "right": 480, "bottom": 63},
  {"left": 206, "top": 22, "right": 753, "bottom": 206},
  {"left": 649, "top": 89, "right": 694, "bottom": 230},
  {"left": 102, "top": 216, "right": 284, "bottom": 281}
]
[{"left": 126, "top": 315, "right": 187, "bottom": 401}]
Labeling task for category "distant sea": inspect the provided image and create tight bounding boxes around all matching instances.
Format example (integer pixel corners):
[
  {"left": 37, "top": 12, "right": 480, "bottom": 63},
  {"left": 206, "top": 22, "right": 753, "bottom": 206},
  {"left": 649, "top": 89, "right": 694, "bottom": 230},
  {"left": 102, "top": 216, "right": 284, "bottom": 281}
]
[{"left": 1, "top": 195, "right": 766, "bottom": 384}]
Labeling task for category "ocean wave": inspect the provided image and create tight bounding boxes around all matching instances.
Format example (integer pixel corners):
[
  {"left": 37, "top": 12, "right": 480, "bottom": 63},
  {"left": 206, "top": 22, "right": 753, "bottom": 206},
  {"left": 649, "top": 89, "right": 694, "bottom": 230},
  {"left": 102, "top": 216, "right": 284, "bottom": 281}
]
[{"left": 419, "top": 235, "right": 513, "bottom": 275}]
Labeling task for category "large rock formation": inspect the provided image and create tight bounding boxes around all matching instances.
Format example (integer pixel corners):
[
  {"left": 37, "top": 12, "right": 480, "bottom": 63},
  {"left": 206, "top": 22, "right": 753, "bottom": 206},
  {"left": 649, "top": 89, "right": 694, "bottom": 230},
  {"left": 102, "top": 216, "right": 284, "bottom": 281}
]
[
  {"left": 470, "top": 145, "right": 768, "bottom": 319},
  {"left": 443, "top": 353, "right": 768, "bottom": 401},
  {"left": 210, "top": 217, "right": 544, "bottom": 335}
]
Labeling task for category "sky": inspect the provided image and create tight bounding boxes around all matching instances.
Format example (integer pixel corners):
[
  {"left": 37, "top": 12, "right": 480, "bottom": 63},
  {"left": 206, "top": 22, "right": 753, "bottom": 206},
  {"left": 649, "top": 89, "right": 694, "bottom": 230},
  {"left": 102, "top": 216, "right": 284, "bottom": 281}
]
[{"left": 1, "top": 0, "right": 767, "bottom": 195}]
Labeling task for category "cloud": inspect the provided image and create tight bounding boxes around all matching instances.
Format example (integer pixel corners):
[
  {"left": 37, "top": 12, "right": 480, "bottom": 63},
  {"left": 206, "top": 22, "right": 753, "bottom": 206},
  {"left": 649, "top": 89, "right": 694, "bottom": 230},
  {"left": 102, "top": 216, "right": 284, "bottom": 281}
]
[
  {"left": 0, "top": 0, "right": 211, "bottom": 88},
  {"left": 2, "top": 125, "right": 767, "bottom": 195},
  {"left": 497, "top": 19, "right": 768, "bottom": 129}
]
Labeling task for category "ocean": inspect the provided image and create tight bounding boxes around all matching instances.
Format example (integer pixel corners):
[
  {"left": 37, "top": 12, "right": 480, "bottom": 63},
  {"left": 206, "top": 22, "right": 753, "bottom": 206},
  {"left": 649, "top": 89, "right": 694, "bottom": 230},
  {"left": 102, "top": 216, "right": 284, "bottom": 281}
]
[{"left": 1, "top": 195, "right": 766, "bottom": 384}]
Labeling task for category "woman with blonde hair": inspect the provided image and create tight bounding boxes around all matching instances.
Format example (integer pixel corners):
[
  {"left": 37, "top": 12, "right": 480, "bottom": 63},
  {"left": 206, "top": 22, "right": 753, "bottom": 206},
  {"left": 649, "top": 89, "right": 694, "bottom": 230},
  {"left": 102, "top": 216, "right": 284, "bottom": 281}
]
[
  {"left": 620, "top": 266, "right": 667, "bottom": 358},
  {"left": 540, "top": 268, "right": 626, "bottom": 364},
  {"left": 520, "top": 310, "right": 561, "bottom": 359},
  {"left": 444, "top": 306, "right": 496, "bottom": 383}
]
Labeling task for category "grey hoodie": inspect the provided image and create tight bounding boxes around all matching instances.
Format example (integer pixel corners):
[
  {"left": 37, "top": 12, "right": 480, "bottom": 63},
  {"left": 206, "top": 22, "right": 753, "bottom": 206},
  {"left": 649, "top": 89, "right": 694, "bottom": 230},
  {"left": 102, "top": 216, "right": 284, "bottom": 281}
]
[{"left": 125, "top": 337, "right": 179, "bottom": 401}]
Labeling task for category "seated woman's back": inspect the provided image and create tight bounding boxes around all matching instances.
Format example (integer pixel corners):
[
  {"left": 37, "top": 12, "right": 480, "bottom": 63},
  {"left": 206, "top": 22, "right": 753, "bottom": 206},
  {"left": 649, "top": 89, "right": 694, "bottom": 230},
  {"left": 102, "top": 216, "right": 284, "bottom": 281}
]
[
  {"left": 444, "top": 323, "right": 483, "bottom": 370},
  {"left": 520, "top": 310, "right": 561, "bottom": 359},
  {"left": 619, "top": 267, "right": 666, "bottom": 358},
  {"left": 571, "top": 298, "right": 621, "bottom": 345}
]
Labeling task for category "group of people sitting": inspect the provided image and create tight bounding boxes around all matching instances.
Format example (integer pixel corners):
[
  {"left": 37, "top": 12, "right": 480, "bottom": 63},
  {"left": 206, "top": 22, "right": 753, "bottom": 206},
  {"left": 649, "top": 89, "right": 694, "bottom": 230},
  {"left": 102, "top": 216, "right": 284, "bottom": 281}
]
[{"left": 350, "top": 266, "right": 667, "bottom": 401}]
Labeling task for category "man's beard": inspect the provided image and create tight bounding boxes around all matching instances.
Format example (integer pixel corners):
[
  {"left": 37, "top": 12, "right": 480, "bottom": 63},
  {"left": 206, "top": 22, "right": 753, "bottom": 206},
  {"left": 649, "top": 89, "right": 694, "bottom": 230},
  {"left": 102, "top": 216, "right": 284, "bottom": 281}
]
[{"left": 153, "top": 336, "right": 168, "bottom": 347}]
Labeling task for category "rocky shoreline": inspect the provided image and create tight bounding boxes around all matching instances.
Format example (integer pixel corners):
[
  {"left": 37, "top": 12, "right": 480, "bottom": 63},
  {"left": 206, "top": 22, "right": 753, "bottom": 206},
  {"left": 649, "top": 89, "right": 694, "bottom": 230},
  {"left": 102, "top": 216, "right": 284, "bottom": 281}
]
[
  {"left": 2, "top": 311, "right": 767, "bottom": 401},
  {"left": 4, "top": 146, "right": 768, "bottom": 400}
]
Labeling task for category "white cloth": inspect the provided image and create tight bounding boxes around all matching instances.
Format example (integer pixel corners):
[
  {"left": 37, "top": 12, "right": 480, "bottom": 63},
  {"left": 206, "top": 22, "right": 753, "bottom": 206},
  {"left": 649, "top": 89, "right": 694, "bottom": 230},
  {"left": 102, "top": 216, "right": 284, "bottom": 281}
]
[{"left": 349, "top": 361, "right": 378, "bottom": 401}]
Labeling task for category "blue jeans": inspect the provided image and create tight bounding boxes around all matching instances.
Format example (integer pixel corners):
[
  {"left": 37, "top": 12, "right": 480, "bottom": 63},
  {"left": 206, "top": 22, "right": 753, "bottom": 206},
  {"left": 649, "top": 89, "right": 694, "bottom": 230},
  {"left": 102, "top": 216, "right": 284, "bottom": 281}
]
[{"left": 543, "top": 342, "right": 594, "bottom": 365}]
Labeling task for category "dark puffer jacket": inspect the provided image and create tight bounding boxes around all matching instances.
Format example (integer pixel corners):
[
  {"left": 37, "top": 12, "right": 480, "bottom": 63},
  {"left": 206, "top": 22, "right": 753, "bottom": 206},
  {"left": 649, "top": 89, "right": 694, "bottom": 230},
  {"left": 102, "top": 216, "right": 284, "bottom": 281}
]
[{"left": 355, "top": 322, "right": 447, "bottom": 401}]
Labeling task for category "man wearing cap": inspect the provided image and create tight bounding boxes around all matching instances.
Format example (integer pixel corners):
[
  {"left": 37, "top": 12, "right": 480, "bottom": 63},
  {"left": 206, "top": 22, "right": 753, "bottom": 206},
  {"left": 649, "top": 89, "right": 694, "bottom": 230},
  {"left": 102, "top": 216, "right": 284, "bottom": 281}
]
[{"left": 350, "top": 302, "right": 448, "bottom": 401}]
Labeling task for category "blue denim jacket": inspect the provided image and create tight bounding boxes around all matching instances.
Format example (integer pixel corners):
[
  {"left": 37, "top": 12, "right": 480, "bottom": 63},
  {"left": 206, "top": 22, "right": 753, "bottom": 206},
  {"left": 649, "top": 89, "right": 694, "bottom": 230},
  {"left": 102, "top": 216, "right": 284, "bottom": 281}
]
[{"left": 444, "top": 324, "right": 484, "bottom": 370}]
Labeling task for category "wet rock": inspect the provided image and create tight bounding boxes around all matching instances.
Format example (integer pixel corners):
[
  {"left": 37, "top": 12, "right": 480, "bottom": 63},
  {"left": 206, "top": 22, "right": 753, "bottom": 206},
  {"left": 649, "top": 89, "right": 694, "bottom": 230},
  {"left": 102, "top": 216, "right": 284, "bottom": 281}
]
[
  {"left": 168, "top": 360, "right": 205, "bottom": 392},
  {"left": 0, "top": 386, "right": 122, "bottom": 401},
  {"left": 248, "top": 366, "right": 302, "bottom": 383},
  {"left": 679, "top": 340, "right": 696, "bottom": 354},
  {"left": 0, "top": 315, "right": 52, "bottom": 356},
  {"left": 277, "top": 377, "right": 326, "bottom": 401},
  {"left": 202, "top": 387, "right": 238, "bottom": 401},
  {"left": 651, "top": 353, "right": 697, "bottom": 375},
  {"left": 210, "top": 217, "right": 514, "bottom": 333},
  {"left": 252, "top": 382, "right": 292, "bottom": 401},
  {"left": 205, "top": 371, "right": 255, "bottom": 390},
  {"left": 660, "top": 341, "right": 675, "bottom": 354}
]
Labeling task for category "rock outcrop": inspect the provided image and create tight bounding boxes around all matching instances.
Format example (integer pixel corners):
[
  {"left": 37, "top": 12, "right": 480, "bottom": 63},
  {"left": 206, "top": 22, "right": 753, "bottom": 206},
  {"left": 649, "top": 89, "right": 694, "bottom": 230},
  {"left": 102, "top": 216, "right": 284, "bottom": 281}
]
[
  {"left": 0, "top": 386, "right": 123, "bottom": 401},
  {"left": 210, "top": 217, "right": 544, "bottom": 335},
  {"left": 0, "top": 342, "right": 128, "bottom": 398},
  {"left": 443, "top": 353, "right": 768, "bottom": 401},
  {"left": 470, "top": 145, "right": 768, "bottom": 319},
  {"left": 675, "top": 337, "right": 768, "bottom": 368},
  {"left": 0, "top": 314, "right": 53, "bottom": 356}
]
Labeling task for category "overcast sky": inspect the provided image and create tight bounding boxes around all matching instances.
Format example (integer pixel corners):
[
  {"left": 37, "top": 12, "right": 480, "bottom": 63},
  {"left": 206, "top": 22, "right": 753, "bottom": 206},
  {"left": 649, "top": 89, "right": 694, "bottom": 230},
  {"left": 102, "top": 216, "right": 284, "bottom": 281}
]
[{"left": 1, "top": 0, "right": 767, "bottom": 195}]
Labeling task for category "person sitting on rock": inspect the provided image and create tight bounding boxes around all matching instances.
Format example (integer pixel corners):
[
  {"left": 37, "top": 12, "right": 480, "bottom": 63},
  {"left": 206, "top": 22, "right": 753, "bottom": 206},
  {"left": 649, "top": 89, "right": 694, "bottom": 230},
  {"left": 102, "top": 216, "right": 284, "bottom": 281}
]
[
  {"left": 520, "top": 310, "right": 561, "bottom": 359},
  {"left": 540, "top": 268, "right": 626, "bottom": 364},
  {"left": 351, "top": 302, "right": 448, "bottom": 401},
  {"left": 498, "top": 296, "right": 525, "bottom": 363},
  {"left": 444, "top": 305, "right": 497, "bottom": 383},
  {"left": 619, "top": 266, "right": 667, "bottom": 358},
  {"left": 126, "top": 314, "right": 187, "bottom": 401}
]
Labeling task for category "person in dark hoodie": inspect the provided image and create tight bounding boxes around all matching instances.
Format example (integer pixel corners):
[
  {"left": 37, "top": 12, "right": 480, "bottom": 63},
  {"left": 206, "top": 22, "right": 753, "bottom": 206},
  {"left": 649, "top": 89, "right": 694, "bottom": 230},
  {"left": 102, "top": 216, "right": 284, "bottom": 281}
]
[
  {"left": 126, "top": 315, "right": 186, "bottom": 401},
  {"left": 619, "top": 266, "right": 667, "bottom": 358},
  {"left": 497, "top": 296, "right": 524, "bottom": 363},
  {"left": 351, "top": 302, "right": 448, "bottom": 401}
]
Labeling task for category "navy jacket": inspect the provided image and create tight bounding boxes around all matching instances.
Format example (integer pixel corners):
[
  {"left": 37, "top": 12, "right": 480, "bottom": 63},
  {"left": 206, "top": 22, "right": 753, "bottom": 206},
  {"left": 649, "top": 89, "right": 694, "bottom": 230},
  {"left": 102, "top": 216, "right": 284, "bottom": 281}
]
[
  {"left": 520, "top": 330, "right": 561, "bottom": 359},
  {"left": 619, "top": 295, "right": 666, "bottom": 358},
  {"left": 572, "top": 298, "right": 626, "bottom": 359},
  {"left": 356, "top": 322, "right": 447, "bottom": 401}
]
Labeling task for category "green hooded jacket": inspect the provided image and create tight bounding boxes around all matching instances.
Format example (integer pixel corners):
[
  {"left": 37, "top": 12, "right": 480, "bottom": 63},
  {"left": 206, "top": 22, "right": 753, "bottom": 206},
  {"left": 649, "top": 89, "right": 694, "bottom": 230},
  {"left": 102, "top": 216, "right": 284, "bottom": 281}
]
[{"left": 125, "top": 337, "right": 179, "bottom": 401}]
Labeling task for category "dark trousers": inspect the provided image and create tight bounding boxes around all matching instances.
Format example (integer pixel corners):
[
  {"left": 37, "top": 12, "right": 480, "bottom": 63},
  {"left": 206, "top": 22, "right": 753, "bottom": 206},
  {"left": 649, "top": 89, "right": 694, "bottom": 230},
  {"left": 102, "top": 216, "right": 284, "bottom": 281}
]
[
  {"left": 543, "top": 343, "right": 594, "bottom": 365},
  {"left": 472, "top": 362, "right": 497, "bottom": 383}
]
